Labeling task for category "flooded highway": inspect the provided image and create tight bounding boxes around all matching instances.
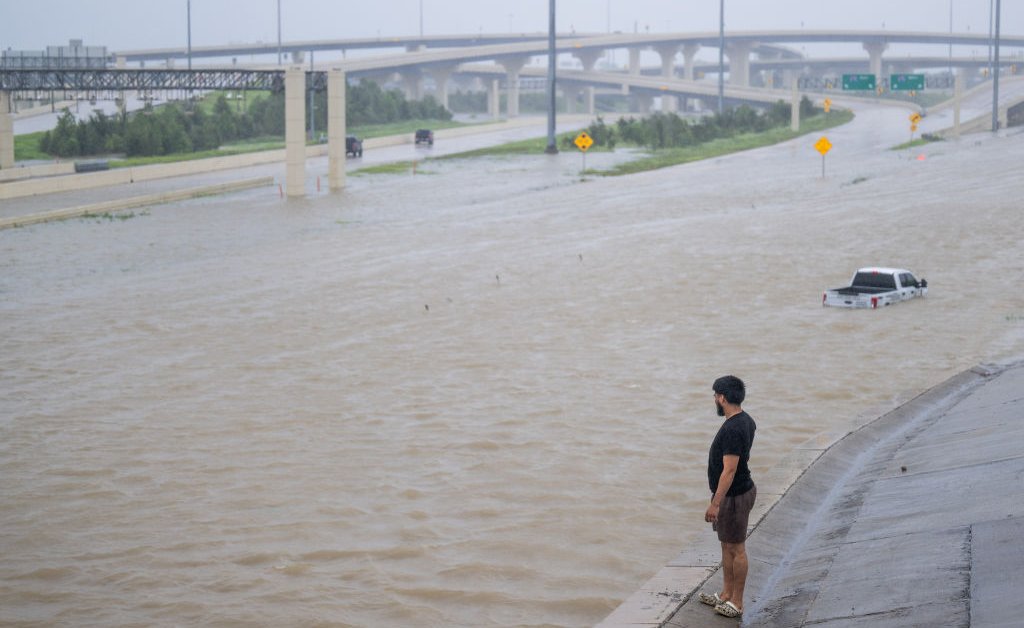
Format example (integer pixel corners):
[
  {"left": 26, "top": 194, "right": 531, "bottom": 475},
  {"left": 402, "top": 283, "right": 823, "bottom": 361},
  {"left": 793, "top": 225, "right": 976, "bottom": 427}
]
[{"left": 2, "top": 105, "right": 1023, "bottom": 627}]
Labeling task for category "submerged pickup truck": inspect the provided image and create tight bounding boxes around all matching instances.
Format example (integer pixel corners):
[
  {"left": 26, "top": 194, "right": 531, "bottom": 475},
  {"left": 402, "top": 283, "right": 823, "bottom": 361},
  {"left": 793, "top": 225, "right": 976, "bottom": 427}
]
[{"left": 823, "top": 267, "right": 928, "bottom": 309}]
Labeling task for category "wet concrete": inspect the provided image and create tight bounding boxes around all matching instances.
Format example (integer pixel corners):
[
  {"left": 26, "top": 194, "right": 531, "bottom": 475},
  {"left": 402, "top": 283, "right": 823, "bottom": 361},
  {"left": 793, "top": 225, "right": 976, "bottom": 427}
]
[{"left": 663, "top": 360, "right": 1024, "bottom": 627}]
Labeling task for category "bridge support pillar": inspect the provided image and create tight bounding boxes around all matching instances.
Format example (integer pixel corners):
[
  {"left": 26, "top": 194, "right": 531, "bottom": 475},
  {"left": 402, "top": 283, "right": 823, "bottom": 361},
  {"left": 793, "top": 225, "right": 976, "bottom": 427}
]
[
  {"left": 791, "top": 81, "right": 800, "bottom": 132},
  {"left": 574, "top": 49, "right": 602, "bottom": 73},
  {"left": 0, "top": 92, "right": 13, "bottom": 170},
  {"left": 953, "top": 69, "right": 964, "bottom": 137},
  {"left": 863, "top": 41, "right": 887, "bottom": 81},
  {"left": 628, "top": 48, "right": 641, "bottom": 75},
  {"left": 500, "top": 56, "right": 528, "bottom": 118},
  {"left": 327, "top": 69, "right": 346, "bottom": 191},
  {"left": 284, "top": 67, "right": 306, "bottom": 198},
  {"left": 726, "top": 42, "right": 756, "bottom": 86},
  {"left": 682, "top": 43, "right": 700, "bottom": 81},
  {"left": 401, "top": 70, "right": 423, "bottom": 101},
  {"left": 584, "top": 86, "right": 595, "bottom": 115},
  {"left": 292, "top": 51, "right": 305, "bottom": 64},
  {"left": 631, "top": 92, "right": 653, "bottom": 114},
  {"left": 429, "top": 65, "right": 455, "bottom": 110},
  {"left": 487, "top": 79, "right": 501, "bottom": 119},
  {"left": 565, "top": 85, "right": 583, "bottom": 114}
]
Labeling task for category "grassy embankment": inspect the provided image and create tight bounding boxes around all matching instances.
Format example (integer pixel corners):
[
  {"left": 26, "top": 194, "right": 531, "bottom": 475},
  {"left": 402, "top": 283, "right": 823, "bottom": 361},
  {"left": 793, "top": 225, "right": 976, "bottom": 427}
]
[
  {"left": 11, "top": 88, "right": 466, "bottom": 166},
  {"left": 358, "top": 110, "right": 856, "bottom": 177}
]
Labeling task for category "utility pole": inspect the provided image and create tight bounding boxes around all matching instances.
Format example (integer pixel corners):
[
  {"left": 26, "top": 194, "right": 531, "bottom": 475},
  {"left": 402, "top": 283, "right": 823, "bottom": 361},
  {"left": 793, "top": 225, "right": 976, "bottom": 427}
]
[
  {"left": 718, "top": 0, "right": 724, "bottom": 114},
  {"left": 187, "top": 0, "right": 192, "bottom": 71},
  {"left": 992, "top": 0, "right": 1001, "bottom": 132},
  {"left": 545, "top": 0, "right": 558, "bottom": 154},
  {"left": 419, "top": 0, "right": 424, "bottom": 38},
  {"left": 277, "top": 0, "right": 282, "bottom": 65}
]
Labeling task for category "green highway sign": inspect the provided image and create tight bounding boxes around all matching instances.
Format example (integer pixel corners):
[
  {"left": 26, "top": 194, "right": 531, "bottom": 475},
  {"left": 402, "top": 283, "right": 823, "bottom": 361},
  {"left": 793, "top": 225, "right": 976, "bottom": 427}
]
[
  {"left": 890, "top": 73, "right": 925, "bottom": 91},
  {"left": 842, "top": 74, "right": 876, "bottom": 90}
]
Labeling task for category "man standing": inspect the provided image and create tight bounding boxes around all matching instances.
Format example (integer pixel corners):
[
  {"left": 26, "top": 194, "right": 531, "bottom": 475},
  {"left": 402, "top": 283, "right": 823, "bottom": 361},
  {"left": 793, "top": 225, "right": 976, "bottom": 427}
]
[{"left": 699, "top": 375, "right": 757, "bottom": 619}]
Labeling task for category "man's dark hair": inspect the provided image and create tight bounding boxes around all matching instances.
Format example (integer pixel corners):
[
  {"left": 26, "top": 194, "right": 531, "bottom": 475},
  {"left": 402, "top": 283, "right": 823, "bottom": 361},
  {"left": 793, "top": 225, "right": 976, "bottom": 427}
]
[{"left": 713, "top": 375, "right": 746, "bottom": 405}]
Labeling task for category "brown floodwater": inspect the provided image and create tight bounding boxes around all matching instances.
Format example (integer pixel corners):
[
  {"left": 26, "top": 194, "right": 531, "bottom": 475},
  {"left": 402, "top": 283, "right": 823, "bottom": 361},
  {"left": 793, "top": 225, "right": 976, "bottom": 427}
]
[{"left": 2, "top": 106, "right": 1023, "bottom": 627}]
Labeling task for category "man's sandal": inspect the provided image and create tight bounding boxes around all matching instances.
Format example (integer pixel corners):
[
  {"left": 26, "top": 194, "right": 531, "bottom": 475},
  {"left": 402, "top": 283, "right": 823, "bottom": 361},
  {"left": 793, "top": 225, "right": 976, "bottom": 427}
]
[
  {"left": 715, "top": 601, "right": 743, "bottom": 618},
  {"left": 698, "top": 591, "right": 724, "bottom": 606}
]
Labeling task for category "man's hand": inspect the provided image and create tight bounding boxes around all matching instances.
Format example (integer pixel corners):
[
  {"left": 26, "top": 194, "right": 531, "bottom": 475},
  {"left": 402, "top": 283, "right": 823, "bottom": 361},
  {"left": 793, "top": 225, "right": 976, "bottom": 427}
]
[{"left": 705, "top": 501, "right": 720, "bottom": 523}]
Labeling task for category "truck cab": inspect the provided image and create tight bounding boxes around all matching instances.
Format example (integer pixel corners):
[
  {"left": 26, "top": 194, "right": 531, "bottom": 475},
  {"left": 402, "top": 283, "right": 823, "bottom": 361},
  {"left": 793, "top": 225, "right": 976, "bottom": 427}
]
[{"left": 823, "top": 267, "right": 928, "bottom": 308}]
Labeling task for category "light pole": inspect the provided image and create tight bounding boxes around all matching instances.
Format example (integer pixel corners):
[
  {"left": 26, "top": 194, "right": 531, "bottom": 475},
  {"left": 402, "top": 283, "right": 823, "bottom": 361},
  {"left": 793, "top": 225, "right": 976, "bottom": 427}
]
[
  {"left": 948, "top": 0, "right": 953, "bottom": 79},
  {"left": 718, "top": 0, "right": 724, "bottom": 114},
  {"left": 545, "top": 0, "right": 558, "bottom": 154},
  {"left": 187, "top": 0, "right": 192, "bottom": 71},
  {"left": 419, "top": 0, "right": 423, "bottom": 38},
  {"left": 992, "top": 0, "right": 1001, "bottom": 132},
  {"left": 277, "top": 0, "right": 282, "bottom": 65}
]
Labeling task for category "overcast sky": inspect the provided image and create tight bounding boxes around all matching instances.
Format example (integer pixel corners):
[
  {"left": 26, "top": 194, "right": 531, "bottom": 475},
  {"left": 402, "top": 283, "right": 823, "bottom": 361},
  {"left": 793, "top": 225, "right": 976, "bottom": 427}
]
[{"left": 1, "top": 0, "right": 1021, "bottom": 54}]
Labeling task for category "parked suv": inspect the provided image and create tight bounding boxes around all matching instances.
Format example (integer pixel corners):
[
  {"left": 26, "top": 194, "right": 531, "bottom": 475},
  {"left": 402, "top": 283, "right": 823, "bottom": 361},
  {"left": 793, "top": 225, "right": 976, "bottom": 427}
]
[
  {"left": 346, "top": 135, "right": 363, "bottom": 157},
  {"left": 414, "top": 129, "right": 434, "bottom": 146}
]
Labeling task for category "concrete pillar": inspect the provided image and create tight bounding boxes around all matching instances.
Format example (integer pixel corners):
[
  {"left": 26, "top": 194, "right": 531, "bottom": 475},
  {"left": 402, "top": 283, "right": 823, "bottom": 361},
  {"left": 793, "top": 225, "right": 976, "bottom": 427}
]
[
  {"left": 0, "top": 92, "right": 14, "bottom": 169},
  {"left": 631, "top": 92, "right": 653, "bottom": 114},
  {"left": 863, "top": 41, "right": 887, "bottom": 82},
  {"left": 565, "top": 85, "right": 583, "bottom": 113},
  {"left": 401, "top": 70, "right": 422, "bottom": 101},
  {"left": 628, "top": 48, "right": 641, "bottom": 75},
  {"left": 292, "top": 50, "right": 305, "bottom": 64},
  {"left": 682, "top": 44, "right": 700, "bottom": 81},
  {"left": 783, "top": 69, "right": 798, "bottom": 89},
  {"left": 500, "top": 56, "right": 528, "bottom": 118},
  {"left": 327, "top": 69, "right": 346, "bottom": 191},
  {"left": 655, "top": 44, "right": 679, "bottom": 78},
  {"left": 726, "top": 42, "right": 756, "bottom": 86},
  {"left": 429, "top": 65, "right": 455, "bottom": 110},
  {"left": 574, "top": 49, "right": 602, "bottom": 73},
  {"left": 953, "top": 69, "right": 964, "bottom": 137},
  {"left": 584, "top": 86, "right": 595, "bottom": 115},
  {"left": 791, "top": 81, "right": 800, "bottom": 132},
  {"left": 284, "top": 67, "right": 306, "bottom": 198},
  {"left": 487, "top": 78, "right": 500, "bottom": 119}
]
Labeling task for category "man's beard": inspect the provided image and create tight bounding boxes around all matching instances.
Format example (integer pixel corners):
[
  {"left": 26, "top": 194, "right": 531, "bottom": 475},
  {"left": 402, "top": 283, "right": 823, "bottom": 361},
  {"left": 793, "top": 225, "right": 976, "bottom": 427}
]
[{"left": 716, "top": 400, "right": 725, "bottom": 416}]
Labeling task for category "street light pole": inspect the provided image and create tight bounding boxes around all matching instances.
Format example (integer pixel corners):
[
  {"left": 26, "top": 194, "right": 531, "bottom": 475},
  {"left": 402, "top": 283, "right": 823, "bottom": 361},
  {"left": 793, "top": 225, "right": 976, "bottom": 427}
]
[
  {"left": 992, "top": 0, "right": 1001, "bottom": 132},
  {"left": 187, "top": 0, "right": 192, "bottom": 71},
  {"left": 419, "top": 0, "right": 423, "bottom": 38},
  {"left": 545, "top": 0, "right": 558, "bottom": 154},
  {"left": 718, "top": 0, "right": 724, "bottom": 114},
  {"left": 277, "top": 0, "right": 282, "bottom": 65}
]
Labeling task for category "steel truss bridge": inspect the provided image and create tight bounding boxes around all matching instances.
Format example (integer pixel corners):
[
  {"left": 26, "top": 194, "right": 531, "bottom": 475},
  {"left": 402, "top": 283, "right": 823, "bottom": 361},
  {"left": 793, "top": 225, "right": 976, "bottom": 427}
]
[{"left": 0, "top": 69, "right": 333, "bottom": 99}]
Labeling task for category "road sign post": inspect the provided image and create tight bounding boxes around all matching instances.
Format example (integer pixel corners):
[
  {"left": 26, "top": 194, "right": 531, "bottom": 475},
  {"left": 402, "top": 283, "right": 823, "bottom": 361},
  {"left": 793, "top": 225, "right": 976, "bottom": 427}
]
[
  {"left": 814, "top": 136, "right": 832, "bottom": 179},
  {"left": 574, "top": 131, "right": 593, "bottom": 176}
]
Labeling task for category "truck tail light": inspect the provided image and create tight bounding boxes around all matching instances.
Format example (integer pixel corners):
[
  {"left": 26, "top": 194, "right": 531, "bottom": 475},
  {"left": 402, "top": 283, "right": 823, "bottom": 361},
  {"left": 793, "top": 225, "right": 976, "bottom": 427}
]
[
  {"left": 822, "top": 293, "right": 827, "bottom": 304},
  {"left": 871, "top": 297, "right": 878, "bottom": 309}
]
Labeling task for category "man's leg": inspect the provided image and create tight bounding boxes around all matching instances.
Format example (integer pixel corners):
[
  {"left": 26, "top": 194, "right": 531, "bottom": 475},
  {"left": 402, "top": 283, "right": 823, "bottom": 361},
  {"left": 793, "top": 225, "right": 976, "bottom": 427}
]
[
  {"left": 720, "top": 542, "right": 735, "bottom": 602},
  {"left": 721, "top": 541, "right": 748, "bottom": 609}
]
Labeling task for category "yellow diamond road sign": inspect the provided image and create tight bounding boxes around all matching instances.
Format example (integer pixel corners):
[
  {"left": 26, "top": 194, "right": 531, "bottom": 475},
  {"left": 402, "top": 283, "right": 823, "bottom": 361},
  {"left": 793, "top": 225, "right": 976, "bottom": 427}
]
[
  {"left": 574, "top": 132, "right": 594, "bottom": 152},
  {"left": 910, "top": 112, "right": 922, "bottom": 124},
  {"left": 815, "top": 136, "right": 832, "bottom": 155},
  {"left": 823, "top": 98, "right": 832, "bottom": 112}
]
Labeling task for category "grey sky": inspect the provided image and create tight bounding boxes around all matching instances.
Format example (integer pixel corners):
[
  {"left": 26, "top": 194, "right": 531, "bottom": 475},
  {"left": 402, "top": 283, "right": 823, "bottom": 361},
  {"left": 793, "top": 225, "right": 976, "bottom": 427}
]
[{"left": 1, "top": 0, "right": 1020, "bottom": 54}]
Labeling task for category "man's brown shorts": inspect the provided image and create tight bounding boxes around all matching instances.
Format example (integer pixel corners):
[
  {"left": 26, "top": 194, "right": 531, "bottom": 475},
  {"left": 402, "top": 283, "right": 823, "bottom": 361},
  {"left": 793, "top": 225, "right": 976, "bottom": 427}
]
[{"left": 713, "top": 484, "right": 757, "bottom": 544}]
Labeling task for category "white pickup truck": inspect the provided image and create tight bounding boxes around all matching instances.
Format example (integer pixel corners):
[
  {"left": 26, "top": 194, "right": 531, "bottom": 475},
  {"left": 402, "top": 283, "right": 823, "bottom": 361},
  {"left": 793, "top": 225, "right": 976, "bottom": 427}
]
[{"left": 822, "top": 267, "right": 928, "bottom": 309}]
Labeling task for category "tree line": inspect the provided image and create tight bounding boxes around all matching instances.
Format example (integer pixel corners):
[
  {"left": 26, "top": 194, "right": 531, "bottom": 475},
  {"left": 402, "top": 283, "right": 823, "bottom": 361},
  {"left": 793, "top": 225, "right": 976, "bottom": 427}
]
[
  {"left": 573, "top": 97, "right": 819, "bottom": 151},
  {"left": 39, "top": 80, "right": 453, "bottom": 158}
]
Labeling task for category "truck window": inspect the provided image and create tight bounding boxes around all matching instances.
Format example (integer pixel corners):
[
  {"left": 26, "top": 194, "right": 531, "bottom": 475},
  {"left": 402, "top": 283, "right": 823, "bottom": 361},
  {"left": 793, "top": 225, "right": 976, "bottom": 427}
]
[
  {"left": 852, "top": 272, "right": 897, "bottom": 290},
  {"left": 900, "top": 273, "right": 918, "bottom": 288}
]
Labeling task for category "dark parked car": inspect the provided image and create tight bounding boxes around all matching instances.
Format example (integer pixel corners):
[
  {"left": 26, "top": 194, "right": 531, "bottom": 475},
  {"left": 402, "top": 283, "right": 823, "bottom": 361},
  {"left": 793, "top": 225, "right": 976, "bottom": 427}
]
[
  {"left": 346, "top": 135, "right": 363, "bottom": 157},
  {"left": 414, "top": 129, "right": 434, "bottom": 146}
]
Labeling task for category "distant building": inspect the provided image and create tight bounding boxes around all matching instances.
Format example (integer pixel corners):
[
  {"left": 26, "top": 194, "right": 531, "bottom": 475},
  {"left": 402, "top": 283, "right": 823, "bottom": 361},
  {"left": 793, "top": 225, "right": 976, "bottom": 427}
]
[{"left": 2, "top": 39, "right": 110, "bottom": 69}]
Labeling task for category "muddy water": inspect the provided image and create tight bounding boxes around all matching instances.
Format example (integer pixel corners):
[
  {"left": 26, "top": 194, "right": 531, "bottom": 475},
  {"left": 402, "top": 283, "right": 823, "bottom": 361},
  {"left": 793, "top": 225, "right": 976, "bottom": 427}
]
[{"left": 2, "top": 110, "right": 1023, "bottom": 627}]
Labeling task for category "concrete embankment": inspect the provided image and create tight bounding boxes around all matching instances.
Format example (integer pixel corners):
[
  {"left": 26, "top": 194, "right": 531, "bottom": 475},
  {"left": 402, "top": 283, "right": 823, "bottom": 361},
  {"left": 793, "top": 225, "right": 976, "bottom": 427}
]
[
  {"left": 0, "top": 177, "right": 273, "bottom": 230},
  {"left": 600, "top": 360, "right": 1024, "bottom": 627}
]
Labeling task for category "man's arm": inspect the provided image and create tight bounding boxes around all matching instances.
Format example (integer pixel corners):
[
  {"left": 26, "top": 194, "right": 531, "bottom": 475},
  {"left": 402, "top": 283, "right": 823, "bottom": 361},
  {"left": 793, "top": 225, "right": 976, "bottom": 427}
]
[{"left": 704, "top": 454, "right": 739, "bottom": 523}]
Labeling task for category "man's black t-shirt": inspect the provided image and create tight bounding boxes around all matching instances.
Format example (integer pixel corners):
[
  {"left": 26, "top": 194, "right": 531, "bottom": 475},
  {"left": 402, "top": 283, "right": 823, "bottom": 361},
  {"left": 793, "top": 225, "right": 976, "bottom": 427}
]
[{"left": 707, "top": 410, "right": 756, "bottom": 496}]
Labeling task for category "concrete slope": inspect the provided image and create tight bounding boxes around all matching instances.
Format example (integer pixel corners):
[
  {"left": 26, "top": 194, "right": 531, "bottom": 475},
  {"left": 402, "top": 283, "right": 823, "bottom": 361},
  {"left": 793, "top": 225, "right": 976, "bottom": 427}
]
[{"left": 662, "top": 360, "right": 1024, "bottom": 627}]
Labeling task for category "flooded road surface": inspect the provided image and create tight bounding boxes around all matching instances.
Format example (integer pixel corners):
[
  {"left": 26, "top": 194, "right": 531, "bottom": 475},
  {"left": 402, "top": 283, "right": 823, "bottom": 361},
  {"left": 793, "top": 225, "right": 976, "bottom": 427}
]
[{"left": 2, "top": 105, "right": 1023, "bottom": 627}]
